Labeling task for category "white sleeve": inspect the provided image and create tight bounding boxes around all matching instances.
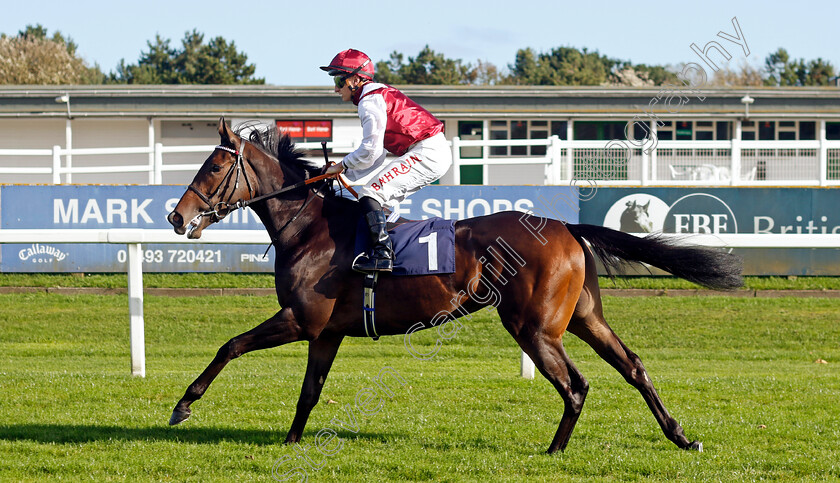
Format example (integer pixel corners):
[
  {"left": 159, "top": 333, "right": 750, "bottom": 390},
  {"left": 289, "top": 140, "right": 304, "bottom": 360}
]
[{"left": 342, "top": 94, "right": 387, "bottom": 171}]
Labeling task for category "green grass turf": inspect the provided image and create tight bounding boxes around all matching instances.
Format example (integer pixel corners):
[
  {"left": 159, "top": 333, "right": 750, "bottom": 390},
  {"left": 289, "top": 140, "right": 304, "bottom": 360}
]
[
  {"left": 1, "top": 293, "right": 838, "bottom": 481},
  {"left": 2, "top": 272, "right": 840, "bottom": 290}
]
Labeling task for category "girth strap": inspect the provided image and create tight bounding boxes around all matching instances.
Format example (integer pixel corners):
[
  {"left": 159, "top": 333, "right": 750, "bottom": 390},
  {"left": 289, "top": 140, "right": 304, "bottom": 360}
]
[{"left": 362, "top": 272, "right": 380, "bottom": 341}]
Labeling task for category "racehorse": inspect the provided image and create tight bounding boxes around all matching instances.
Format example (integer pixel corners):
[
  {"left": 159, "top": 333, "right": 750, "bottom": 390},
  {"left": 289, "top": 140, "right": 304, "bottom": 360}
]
[{"left": 166, "top": 119, "right": 742, "bottom": 454}]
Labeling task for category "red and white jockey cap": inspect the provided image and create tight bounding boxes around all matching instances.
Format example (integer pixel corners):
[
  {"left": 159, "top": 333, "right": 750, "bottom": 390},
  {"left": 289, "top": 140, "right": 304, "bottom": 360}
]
[{"left": 320, "top": 49, "right": 374, "bottom": 80}]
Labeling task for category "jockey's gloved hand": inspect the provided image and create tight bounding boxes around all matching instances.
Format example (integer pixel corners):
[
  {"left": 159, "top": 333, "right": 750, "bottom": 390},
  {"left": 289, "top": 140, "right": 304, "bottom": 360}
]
[{"left": 324, "top": 162, "right": 345, "bottom": 176}]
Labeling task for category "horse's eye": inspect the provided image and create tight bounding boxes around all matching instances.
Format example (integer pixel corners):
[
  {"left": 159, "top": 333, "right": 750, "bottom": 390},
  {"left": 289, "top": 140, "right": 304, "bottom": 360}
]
[{"left": 211, "top": 164, "right": 222, "bottom": 173}]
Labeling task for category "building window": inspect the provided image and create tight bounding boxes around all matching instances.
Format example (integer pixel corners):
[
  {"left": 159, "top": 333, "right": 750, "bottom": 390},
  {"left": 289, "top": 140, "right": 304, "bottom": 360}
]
[
  {"left": 799, "top": 121, "right": 816, "bottom": 140},
  {"left": 457, "top": 120, "right": 483, "bottom": 184},
  {"left": 758, "top": 121, "right": 776, "bottom": 140},
  {"left": 695, "top": 121, "right": 714, "bottom": 141},
  {"left": 551, "top": 121, "right": 568, "bottom": 140},
  {"left": 530, "top": 121, "right": 548, "bottom": 156},
  {"left": 675, "top": 121, "right": 693, "bottom": 140},
  {"left": 490, "top": 121, "right": 508, "bottom": 156},
  {"left": 716, "top": 121, "right": 731, "bottom": 140},
  {"left": 741, "top": 120, "right": 756, "bottom": 140},
  {"left": 827, "top": 122, "right": 840, "bottom": 140},
  {"left": 573, "top": 121, "right": 625, "bottom": 140},
  {"left": 778, "top": 121, "right": 796, "bottom": 140},
  {"left": 510, "top": 120, "right": 528, "bottom": 156},
  {"left": 457, "top": 121, "right": 483, "bottom": 159},
  {"left": 657, "top": 120, "right": 730, "bottom": 141},
  {"left": 487, "top": 120, "right": 559, "bottom": 156},
  {"left": 740, "top": 120, "right": 816, "bottom": 141},
  {"left": 657, "top": 121, "right": 673, "bottom": 140}
]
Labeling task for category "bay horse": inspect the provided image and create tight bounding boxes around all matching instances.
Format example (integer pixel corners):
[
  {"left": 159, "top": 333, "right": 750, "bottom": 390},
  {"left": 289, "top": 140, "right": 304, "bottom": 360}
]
[{"left": 166, "top": 119, "right": 742, "bottom": 454}]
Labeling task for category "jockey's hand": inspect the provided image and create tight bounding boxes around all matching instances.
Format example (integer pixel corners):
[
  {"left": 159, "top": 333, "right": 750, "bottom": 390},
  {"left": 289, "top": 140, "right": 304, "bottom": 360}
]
[{"left": 324, "top": 162, "right": 345, "bottom": 177}]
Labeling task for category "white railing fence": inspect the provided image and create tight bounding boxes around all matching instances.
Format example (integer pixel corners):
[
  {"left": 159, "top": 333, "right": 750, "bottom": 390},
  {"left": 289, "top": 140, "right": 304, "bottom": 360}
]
[
  {"left": 1, "top": 229, "right": 837, "bottom": 379},
  {"left": 2, "top": 139, "right": 839, "bottom": 186},
  {"left": 450, "top": 137, "right": 840, "bottom": 186},
  {"left": 0, "top": 142, "right": 354, "bottom": 185}
]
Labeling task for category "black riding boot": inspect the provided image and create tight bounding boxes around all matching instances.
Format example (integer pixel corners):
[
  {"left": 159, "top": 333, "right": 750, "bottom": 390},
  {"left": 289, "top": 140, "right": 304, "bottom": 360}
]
[{"left": 353, "top": 210, "right": 394, "bottom": 273}]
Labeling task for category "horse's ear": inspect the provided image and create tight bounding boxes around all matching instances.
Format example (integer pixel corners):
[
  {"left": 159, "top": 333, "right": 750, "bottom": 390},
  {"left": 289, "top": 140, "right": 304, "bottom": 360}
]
[
  {"left": 643, "top": 200, "right": 650, "bottom": 211},
  {"left": 218, "top": 117, "right": 234, "bottom": 145}
]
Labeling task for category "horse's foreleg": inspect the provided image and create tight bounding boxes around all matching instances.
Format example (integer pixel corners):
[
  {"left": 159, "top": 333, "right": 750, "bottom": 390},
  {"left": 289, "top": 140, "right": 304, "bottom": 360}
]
[
  {"left": 284, "top": 335, "right": 344, "bottom": 444},
  {"left": 169, "top": 307, "right": 304, "bottom": 426}
]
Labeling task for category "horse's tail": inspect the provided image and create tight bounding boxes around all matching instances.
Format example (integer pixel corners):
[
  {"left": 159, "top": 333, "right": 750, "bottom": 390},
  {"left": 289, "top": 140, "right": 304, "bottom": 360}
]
[{"left": 564, "top": 223, "right": 743, "bottom": 290}]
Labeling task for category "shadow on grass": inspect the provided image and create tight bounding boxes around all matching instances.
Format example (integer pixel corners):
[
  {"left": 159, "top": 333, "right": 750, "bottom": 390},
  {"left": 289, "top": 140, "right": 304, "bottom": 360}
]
[{"left": 0, "top": 424, "right": 400, "bottom": 446}]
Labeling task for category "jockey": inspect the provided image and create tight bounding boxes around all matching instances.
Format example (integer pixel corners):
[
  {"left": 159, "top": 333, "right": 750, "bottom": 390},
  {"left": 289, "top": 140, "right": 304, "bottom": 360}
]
[{"left": 321, "top": 49, "right": 452, "bottom": 273}]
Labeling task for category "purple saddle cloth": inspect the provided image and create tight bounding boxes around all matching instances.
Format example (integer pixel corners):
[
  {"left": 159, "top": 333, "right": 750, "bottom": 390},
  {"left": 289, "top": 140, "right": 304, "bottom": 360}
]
[{"left": 354, "top": 217, "right": 455, "bottom": 276}]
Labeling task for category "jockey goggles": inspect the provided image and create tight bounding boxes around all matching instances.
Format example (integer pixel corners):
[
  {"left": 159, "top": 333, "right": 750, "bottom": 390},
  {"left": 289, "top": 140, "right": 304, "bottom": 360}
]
[{"left": 334, "top": 75, "right": 348, "bottom": 89}]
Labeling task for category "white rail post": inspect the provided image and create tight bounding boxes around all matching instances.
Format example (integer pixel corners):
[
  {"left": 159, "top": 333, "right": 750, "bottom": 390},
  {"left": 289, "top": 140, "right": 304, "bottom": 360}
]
[
  {"left": 731, "top": 120, "right": 742, "bottom": 186},
  {"left": 52, "top": 145, "right": 62, "bottom": 184},
  {"left": 819, "top": 120, "right": 828, "bottom": 186},
  {"left": 566, "top": 121, "right": 574, "bottom": 181},
  {"left": 154, "top": 143, "right": 164, "bottom": 185},
  {"left": 549, "top": 135, "right": 562, "bottom": 184},
  {"left": 451, "top": 136, "right": 461, "bottom": 185},
  {"left": 148, "top": 118, "right": 156, "bottom": 185},
  {"left": 65, "top": 119, "right": 73, "bottom": 184},
  {"left": 126, "top": 242, "right": 146, "bottom": 377},
  {"left": 650, "top": 120, "right": 658, "bottom": 181},
  {"left": 521, "top": 350, "right": 535, "bottom": 379}
]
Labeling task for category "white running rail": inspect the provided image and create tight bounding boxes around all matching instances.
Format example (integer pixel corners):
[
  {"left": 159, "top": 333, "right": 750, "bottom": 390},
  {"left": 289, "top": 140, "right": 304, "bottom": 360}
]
[{"left": 0, "top": 229, "right": 837, "bottom": 378}]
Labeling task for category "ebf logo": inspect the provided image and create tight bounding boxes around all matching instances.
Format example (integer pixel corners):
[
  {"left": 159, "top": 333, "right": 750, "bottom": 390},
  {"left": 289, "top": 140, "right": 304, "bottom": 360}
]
[{"left": 663, "top": 193, "right": 738, "bottom": 234}]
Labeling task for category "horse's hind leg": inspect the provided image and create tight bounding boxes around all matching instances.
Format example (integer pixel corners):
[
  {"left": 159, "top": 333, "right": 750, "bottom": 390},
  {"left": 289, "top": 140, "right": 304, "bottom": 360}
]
[
  {"left": 169, "top": 307, "right": 304, "bottom": 425},
  {"left": 497, "top": 260, "right": 589, "bottom": 453},
  {"left": 516, "top": 332, "right": 589, "bottom": 454},
  {"left": 567, "top": 266, "right": 702, "bottom": 451}
]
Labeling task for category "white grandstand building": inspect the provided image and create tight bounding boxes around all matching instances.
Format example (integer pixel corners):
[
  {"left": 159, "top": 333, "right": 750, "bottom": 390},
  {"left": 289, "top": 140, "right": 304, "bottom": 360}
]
[{"left": 1, "top": 85, "right": 839, "bottom": 187}]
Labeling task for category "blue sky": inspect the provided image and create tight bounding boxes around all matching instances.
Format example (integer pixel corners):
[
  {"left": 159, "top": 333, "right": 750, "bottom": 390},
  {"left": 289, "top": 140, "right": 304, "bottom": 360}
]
[{"left": 3, "top": 0, "right": 839, "bottom": 86}]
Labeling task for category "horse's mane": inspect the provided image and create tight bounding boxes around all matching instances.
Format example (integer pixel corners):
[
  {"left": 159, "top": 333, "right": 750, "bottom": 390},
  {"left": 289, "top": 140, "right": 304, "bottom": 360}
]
[
  {"left": 233, "top": 122, "right": 360, "bottom": 210},
  {"left": 234, "top": 122, "right": 323, "bottom": 181}
]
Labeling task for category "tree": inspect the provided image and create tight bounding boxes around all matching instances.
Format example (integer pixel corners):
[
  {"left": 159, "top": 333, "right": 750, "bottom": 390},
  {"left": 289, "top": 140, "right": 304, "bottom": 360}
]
[
  {"left": 111, "top": 30, "right": 263, "bottom": 84},
  {"left": 473, "top": 59, "right": 505, "bottom": 85},
  {"left": 630, "top": 64, "right": 678, "bottom": 86},
  {"left": 802, "top": 58, "right": 835, "bottom": 86},
  {"left": 764, "top": 48, "right": 836, "bottom": 86},
  {"left": 375, "top": 46, "right": 478, "bottom": 85},
  {"left": 508, "top": 46, "right": 618, "bottom": 85},
  {"left": 0, "top": 24, "right": 105, "bottom": 84},
  {"left": 508, "top": 46, "right": 685, "bottom": 86},
  {"left": 374, "top": 51, "right": 406, "bottom": 84},
  {"left": 710, "top": 59, "right": 764, "bottom": 87},
  {"left": 508, "top": 48, "right": 545, "bottom": 84},
  {"left": 18, "top": 24, "right": 78, "bottom": 56}
]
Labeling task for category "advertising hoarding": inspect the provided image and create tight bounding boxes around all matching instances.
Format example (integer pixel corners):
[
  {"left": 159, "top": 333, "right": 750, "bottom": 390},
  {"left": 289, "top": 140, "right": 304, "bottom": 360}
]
[
  {"left": 579, "top": 187, "right": 840, "bottom": 275},
  {"left": 0, "top": 185, "right": 579, "bottom": 273}
]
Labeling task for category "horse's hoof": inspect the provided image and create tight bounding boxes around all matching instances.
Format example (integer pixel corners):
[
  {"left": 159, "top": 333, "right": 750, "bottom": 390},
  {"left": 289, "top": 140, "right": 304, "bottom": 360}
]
[
  {"left": 169, "top": 408, "right": 191, "bottom": 426},
  {"left": 686, "top": 441, "right": 703, "bottom": 452}
]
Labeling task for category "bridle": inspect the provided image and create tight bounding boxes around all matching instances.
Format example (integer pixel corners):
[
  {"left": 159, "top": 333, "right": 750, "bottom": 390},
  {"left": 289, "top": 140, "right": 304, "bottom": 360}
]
[
  {"left": 187, "top": 144, "right": 255, "bottom": 223},
  {"left": 185, "top": 140, "right": 358, "bottom": 240}
]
